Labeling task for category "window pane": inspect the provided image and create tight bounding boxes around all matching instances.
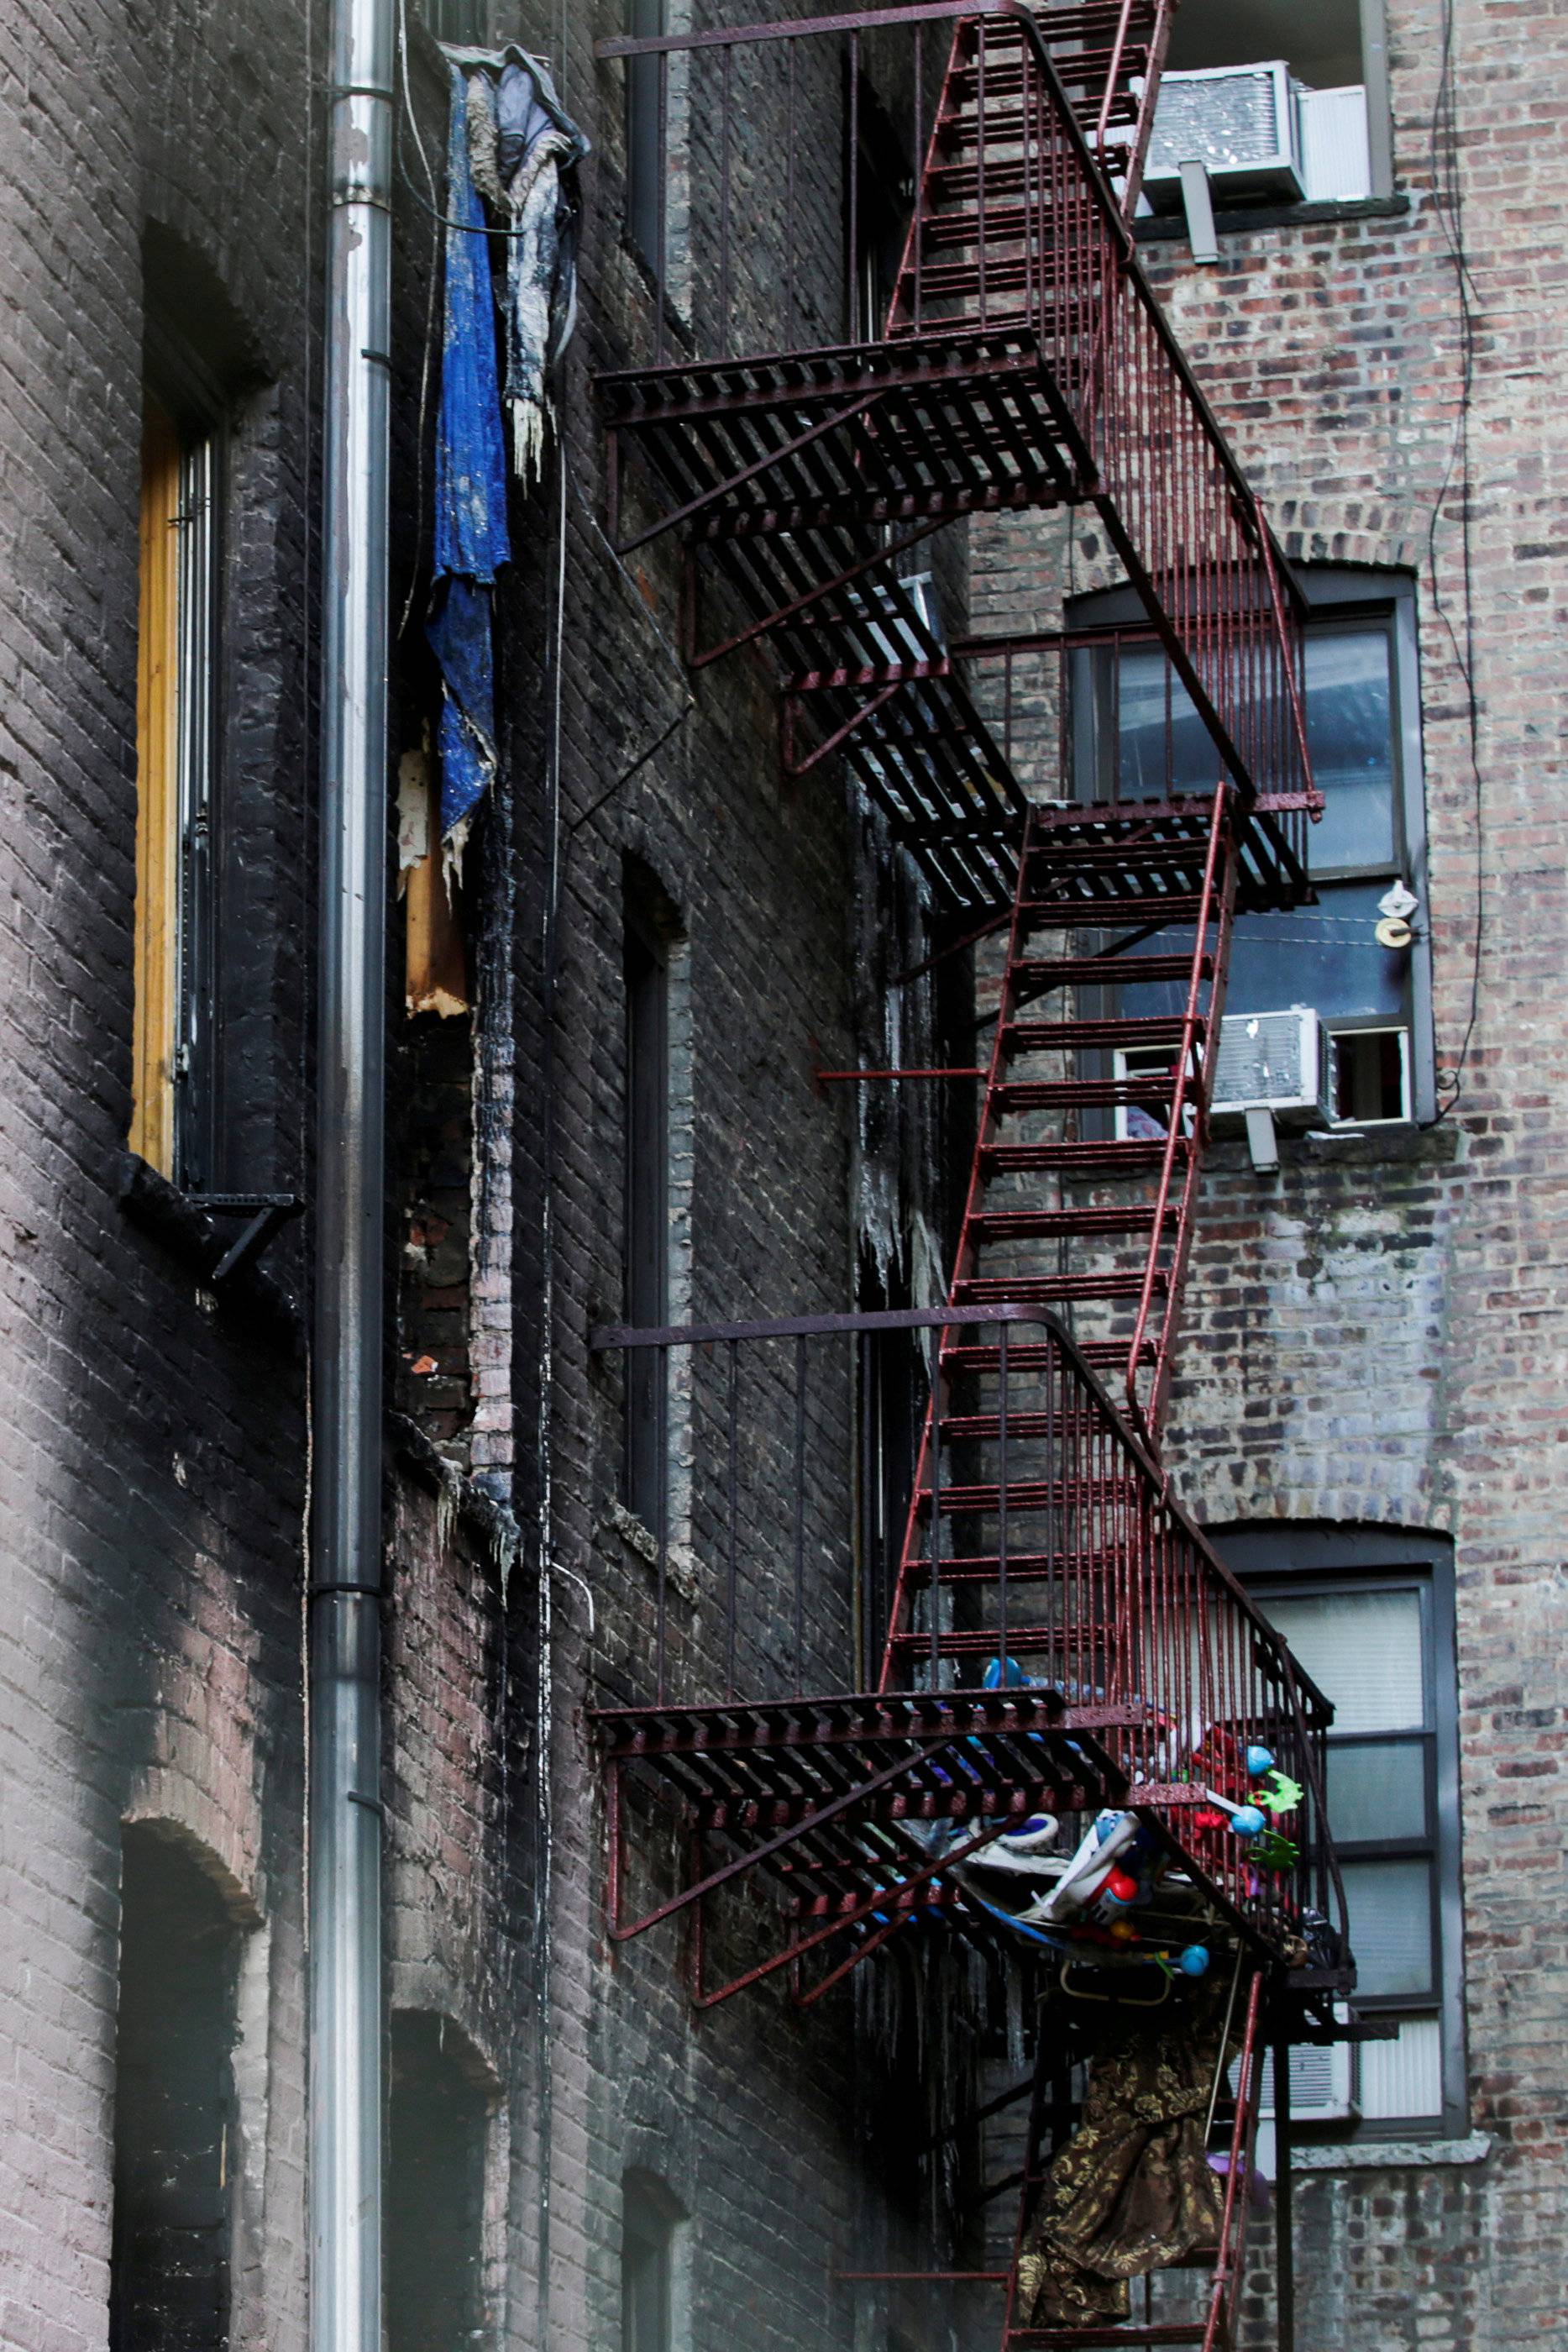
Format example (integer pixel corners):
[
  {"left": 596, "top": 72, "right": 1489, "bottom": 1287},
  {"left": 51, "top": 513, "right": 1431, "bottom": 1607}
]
[
  {"left": 1303, "top": 627, "right": 1397, "bottom": 870},
  {"left": 1114, "top": 648, "right": 1219, "bottom": 797},
  {"left": 1359, "top": 2013, "right": 1444, "bottom": 2120},
  {"left": 1324, "top": 1736, "right": 1429, "bottom": 1845},
  {"left": 1339, "top": 1856, "right": 1435, "bottom": 1998},
  {"left": 1227, "top": 882, "right": 1410, "bottom": 1023},
  {"left": 1261, "top": 1588, "right": 1425, "bottom": 1732}
]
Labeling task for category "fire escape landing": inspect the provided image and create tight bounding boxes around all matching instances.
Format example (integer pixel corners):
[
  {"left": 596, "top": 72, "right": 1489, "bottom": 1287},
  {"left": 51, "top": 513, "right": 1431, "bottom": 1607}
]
[{"left": 591, "top": 7, "right": 1366, "bottom": 2344}]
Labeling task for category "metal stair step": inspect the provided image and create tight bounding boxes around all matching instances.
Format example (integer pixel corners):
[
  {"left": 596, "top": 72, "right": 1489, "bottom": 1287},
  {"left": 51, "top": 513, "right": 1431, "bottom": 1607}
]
[
  {"left": 1000, "top": 1016, "right": 1198, "bottom": 1053},
  {"left": 980, "top": 1138, "right": 1187, "bottom": 1177},
  {"left": 990, "top": 1076, "right": 1182, "bottom": 1111},
  {"left": 952, "top": 1270, "right": 1162, "bottom": 1305},
  {"left": 1018, "top": 893, "right": 1208, "bottom": 930},
  {"left": 966, "top": 1205, "right": 1167, "bottom": 1242},
  {"left": 1010, "top": 953, "right": 1212, "bottom": 996}
]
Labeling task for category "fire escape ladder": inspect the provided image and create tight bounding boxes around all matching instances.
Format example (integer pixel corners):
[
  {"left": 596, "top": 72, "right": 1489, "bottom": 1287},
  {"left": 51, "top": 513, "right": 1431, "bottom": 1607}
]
[{"left": 586, "top": 10, "right": 1350, "bottom": 2334}]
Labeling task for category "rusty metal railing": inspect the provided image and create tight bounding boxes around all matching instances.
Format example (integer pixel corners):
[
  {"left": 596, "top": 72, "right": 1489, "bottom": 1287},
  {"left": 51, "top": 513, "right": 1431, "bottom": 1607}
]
[{"left": 591, "top": 1303, "right": 1342, "bottom": 1955}]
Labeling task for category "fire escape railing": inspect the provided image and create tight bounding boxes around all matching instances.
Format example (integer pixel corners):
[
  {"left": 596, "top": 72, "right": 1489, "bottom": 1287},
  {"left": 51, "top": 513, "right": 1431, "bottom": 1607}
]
[{"left": 591, "top": 1304, "right": 1344, "bottom": 1981}]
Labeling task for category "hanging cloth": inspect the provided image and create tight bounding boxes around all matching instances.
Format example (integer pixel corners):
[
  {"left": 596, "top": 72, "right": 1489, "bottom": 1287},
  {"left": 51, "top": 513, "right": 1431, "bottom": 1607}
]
[
  {"left": 465, "top": 50, "right": 589, "bottom": 480},
  {"left": 1015, "top": 1980, "right": 1238, "bottom": 2328},
  {"left": 427, "top": 60, "right": 511, "bottom": 843}
]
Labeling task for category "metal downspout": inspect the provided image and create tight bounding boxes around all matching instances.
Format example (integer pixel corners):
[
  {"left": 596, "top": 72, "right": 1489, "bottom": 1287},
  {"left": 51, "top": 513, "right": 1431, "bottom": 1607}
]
[{"left": 311, "top": 0, "right": 392, "bottom": 2339}]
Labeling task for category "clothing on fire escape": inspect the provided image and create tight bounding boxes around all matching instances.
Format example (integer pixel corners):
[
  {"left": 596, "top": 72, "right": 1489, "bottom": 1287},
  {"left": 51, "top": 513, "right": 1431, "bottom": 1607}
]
[{"left": 1015, "top": 1979, "right": 1240, "bottom": 2328}]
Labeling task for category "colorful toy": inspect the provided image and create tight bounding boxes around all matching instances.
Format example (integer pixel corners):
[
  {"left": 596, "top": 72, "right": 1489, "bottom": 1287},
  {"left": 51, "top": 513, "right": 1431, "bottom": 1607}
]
[
  {"left": 1105, "top": 1868, "right": 1140, "bottom": 1904},
  {"left": 1179, "top": 1945, "right": 1211, "bottom": 1977},
  {"left": 1254, "top": 1770, "right": 1303, "bottom": 1816},
  {"left": 983, "top": 1654, "right": 1031, "bottom": 1691},
  {"left": 1230, "top": 1805, "right": 1266, "bottom": 1839},
  {"left": 1245, "top": 1744, "right": 1276, "bottom": 1777}
]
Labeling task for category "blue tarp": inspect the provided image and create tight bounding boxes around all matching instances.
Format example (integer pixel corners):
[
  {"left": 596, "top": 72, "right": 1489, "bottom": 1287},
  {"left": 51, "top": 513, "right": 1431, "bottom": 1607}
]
[{"left": 428, "top": 62, "right": 511, "bottom": 840}]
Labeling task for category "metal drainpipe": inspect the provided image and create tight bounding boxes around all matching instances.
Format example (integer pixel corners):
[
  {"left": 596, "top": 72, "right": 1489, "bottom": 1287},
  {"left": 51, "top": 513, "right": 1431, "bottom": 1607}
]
[{"left": 311, "top": 0, "right": 392, "bottom": 2338}]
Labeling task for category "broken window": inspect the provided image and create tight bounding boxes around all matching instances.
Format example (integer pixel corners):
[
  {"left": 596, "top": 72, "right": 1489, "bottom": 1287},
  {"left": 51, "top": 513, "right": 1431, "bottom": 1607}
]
[
  {"left": 386, "top": 2013, "right": 491, "bottom": 2352},
  {"left": 1141, "top": 0, "right": 1392, "bottom": 216},
  {"left": 132, "top": 390, "right": 222, "bottom": 1189},
  {"left": 109, "top": 1828, "right": 241, "bottom": 2352}
]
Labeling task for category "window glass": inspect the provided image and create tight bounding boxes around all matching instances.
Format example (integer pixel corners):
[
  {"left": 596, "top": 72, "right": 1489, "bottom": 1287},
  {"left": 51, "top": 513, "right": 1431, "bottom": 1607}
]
[
  {"left": 1227, "top": 885, "right": 1410, "bottom": 1025},
  {"left": 1262, "top": 1587, "right": 1425, "bottom": 1733},
  {"left": 1303, "top": 627, "right": 1397, "bottom": 870},
  {"left": 1114, "top": 646, "right": 1215, "bottom": 798},
  {"left": 1339, "top": 1856, "right": 1435, "bottom": 1998},
  {"left": 1324, "top": 1736, "right": 1428, "bottom": 1845}
]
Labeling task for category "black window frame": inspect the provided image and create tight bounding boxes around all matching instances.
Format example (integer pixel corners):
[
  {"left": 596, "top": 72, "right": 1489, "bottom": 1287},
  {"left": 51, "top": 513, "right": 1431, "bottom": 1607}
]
[
  {"left": 1067, "top": 564, "right": 1434, "bottom": 1125},
  {"left": 621, "top": 2170, "right": 685, "bottom": 2352},
  {"left": 1212, "top": 1523, "right": 1466, "bottom": 2142}
]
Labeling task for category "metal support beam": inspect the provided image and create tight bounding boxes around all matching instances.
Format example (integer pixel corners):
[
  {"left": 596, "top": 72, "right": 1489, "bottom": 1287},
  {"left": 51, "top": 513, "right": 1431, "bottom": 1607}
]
[{"left": 310, "top": 0, "right": 392, "bottom": 2342}]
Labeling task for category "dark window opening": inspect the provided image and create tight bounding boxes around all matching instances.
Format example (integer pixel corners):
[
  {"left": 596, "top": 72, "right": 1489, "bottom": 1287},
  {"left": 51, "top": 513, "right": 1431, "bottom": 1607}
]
[
  {"left": 626, "top": 0, "right": 666, "bottom": 270},
  {"left": 386, "top": 2013, "right": 490, "bottom": 2352},
  {"left": 110, "top": 1829, "right": 240, "bottom": 2352},
  {"left": 422, "top": 0, "right": 490, "bottom": 40},
  {"left": 623, "top": 879, "right": 675, "bottom": 1527},
  {"left": 621, "top": 2171, "right": 684, "bottom": 2352},
  {"left": 1145, "top": 0, "right": 1390, "bottom": 208},
  {"left": 849, "top": 76, "right": 915, "bottom": 341}
]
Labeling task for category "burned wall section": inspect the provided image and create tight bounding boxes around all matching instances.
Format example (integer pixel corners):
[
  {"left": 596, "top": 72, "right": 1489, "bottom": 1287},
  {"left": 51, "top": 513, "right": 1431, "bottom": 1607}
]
[
  {"left": 962, "top": 0, "right": 1568, "bottom": 2341},
  {"left": 0, "top": 0, "right": 320, "bottom": 2343}
]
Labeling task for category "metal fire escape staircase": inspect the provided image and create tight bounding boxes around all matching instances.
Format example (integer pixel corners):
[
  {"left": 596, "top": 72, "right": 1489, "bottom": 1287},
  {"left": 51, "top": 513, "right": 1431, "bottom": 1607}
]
[{"left": 591, "top": 8, "right": 1357, "bottom": 2344}]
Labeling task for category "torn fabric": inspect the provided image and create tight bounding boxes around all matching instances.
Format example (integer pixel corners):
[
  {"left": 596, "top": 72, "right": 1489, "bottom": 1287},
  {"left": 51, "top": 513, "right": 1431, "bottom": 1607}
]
[{"left": 427, "top": 60, "right": 511, "bottom": 841}]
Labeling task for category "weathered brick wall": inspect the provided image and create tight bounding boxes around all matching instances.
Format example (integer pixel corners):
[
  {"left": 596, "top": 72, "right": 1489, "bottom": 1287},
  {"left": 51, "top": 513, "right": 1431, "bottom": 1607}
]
[
  {"left": 964, "top": 0, "right": 1568, "bottom": 2342},
  {"left": 378, "top": 13, "right": 978, "bottom": 2352},
  {"left": 0, "top": 0, "right": 320, "bottom": 2343}
]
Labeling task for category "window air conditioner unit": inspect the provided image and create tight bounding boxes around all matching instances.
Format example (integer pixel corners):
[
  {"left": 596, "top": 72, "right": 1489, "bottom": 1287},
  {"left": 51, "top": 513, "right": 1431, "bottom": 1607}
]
[
  {"left": 1235, "top": 2011, "right": 1356, "bottom": 2176},
  {"left": 1297, "top": 85, "right": 1372, "bottom": 202},
  {"left": 1144, "top": 62, "right": 1305, "bottom": 208},
  {"left": 1209, "top": 1007, "right": 1334, "bottom": 1130}
]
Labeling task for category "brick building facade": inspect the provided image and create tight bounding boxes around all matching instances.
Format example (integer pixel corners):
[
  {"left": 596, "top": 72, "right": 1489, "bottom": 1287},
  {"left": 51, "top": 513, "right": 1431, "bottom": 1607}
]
[{"left": 0, "top": 1, "right": 1560, "bottom": 2350}]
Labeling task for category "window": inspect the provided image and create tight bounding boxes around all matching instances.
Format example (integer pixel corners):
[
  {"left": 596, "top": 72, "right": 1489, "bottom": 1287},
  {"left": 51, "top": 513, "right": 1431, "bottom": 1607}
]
[
  {"left": 110, "top": 1828, "right": 241, "bottom": 2352},
  {"left": 623, "top": 886, "right": 671, "bottom": 1527},
  {"left": 850, "top": 77, "right": 915, "bottom": 340},
  {"left": 133, "top": 391, "right": 221, "bottom": 1189},
  {"left": 1214, "top": 1526, "right": 1466, "bottom": 2139},
  {"left": 1070, "top": 568, "right": 1433, "bottom": 1123},
  {"left": 422, "top": 0, "right": 489, "bottom": 38},
  {"left": 386, "top": 2013, "right": 491, "bottom": 2352},
  {"left": 621, "top": 2171, "right": 687, "bottom": 2352},
  {"left": 1143, "top": 0, "right": 1392, "bottom": 209},
  {"left": 625, "top": 0, "right": 666, "bottom": 269}
]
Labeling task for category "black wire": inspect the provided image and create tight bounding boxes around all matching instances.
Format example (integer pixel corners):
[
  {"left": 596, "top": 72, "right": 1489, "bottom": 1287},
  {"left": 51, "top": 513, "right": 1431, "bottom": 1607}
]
[{"left": 1422, "top": 0, "right": 1484, "bottom": 1124}]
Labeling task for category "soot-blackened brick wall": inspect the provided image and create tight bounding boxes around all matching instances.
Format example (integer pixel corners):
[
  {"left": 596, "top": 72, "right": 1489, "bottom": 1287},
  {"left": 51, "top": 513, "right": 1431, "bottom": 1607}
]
[{"left": 0, "top": 0, "right": 320, "bottom": 2344}]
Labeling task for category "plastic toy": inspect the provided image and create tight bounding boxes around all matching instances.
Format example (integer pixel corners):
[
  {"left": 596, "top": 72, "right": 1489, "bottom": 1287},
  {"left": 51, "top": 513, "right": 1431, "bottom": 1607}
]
[
  {"left": 1230, "top": 1806, "right": 1266, "bottom": 1839},
  {"left": 1254, "top": 1770, "right": 1303, "bottom": 1816},
  {"left": 1179, "top": 1945, "right": 1211, "bottom": 1977},
  {"left": 1245, "top": 1744, "right": 1275, "bottom": 1777}
]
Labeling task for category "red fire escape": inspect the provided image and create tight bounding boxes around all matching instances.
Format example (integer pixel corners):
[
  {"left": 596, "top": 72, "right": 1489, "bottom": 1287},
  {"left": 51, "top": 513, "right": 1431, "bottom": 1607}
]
[{"left": 592, "top": 8, "right": 1366, "bottom": 2345}]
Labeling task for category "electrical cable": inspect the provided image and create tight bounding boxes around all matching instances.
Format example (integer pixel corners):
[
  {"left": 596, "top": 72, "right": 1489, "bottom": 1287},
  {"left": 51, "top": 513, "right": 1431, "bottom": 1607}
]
[
  {"left": 396, "top": 0, "right": 444, "bottom": 638},
  {"left": 1423, "top": 0, "right": 1484, "bottom": 1123}
]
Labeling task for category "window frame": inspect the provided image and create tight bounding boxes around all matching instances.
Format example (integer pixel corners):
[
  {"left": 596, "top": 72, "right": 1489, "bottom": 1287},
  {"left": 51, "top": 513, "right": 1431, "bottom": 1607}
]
[
  {"left": 1066, "top": 564, "right": 1434, "bottom": 1124},
  {"left": 1212, "top": 1524, "right": 1466, "bottom": 2142},
  {"left": 133, "top": 389, "right": 225, "bottom": 1193},
  {"left": 623, "top": 887, "right": 674, "bottom": 1530},
  {"left": 1151, "top": 0, "right": 1394, "bottom": 210},
  {"left": 625, "top": 0, "right": 667, "bottom": 272}
]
